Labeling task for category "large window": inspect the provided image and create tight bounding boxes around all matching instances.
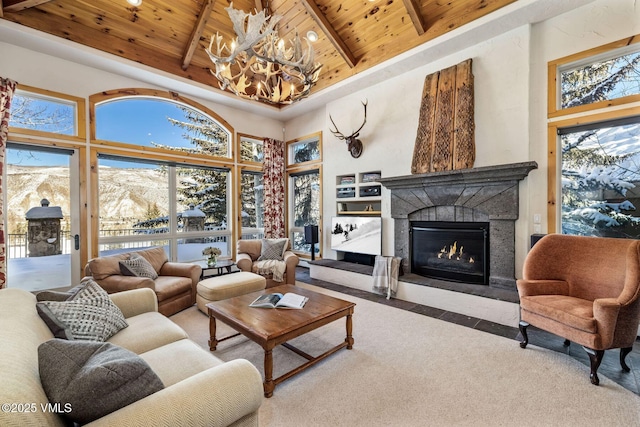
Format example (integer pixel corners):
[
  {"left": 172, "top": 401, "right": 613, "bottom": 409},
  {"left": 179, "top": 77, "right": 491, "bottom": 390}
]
[
  {"left": 240, "top": 170, "right": 264, "bottom": 240},
  {"left": 97, "top": 156, "right": 231, "bottom": 260},
  {"left": 548, "top": 34, "right": 640, "bottom": 237},
  {"left": 559, "top": 117, "right": 640, "bottom": 238},
  {"left": 91, "top": 90, "right": 235, "bottom": 260},
  {"left": 287, "top": 133, "right": 322, "bottom": 258}
]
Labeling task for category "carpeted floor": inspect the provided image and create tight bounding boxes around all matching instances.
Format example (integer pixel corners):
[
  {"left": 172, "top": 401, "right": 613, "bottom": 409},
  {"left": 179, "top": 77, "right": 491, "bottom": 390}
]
[{"left": 171, "top": 282, "right": 640, "bottom": 427}]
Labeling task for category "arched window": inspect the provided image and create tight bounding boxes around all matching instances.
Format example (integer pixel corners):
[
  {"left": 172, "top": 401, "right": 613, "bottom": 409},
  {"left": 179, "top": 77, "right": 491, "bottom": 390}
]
[{"left": 95, "top": 97, "right": 231, "bottom": 157}]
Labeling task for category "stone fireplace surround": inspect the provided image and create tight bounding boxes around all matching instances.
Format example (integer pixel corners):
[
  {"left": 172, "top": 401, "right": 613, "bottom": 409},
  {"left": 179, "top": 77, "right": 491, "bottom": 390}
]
[{"left": 378, "top": 161, "right": 537, "bottom": 293}]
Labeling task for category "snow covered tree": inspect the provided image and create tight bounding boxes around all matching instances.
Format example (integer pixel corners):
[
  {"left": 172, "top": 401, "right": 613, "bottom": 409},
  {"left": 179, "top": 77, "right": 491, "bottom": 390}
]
[
  {"left": 561, "top": 127, "right": 640, "bottom": 237},
  {"left": 134, "top": 106, "right": 230, "bottom": 231},
  {"left": 560, "top": 49, "right": 640, "bottom": 238}
]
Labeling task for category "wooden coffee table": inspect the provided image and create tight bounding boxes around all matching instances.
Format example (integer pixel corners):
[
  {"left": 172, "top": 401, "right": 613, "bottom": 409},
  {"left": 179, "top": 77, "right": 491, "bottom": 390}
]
[{"left": 206, "top": 284, "right": 355, "bottom": 397}]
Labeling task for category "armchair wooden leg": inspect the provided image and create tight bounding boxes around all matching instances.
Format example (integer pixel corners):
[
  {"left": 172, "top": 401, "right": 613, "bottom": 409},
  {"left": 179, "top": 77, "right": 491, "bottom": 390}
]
[
  {"left": 583, "top": 347, "right": 605, "bottom": 386},
  {"left": 518, "top": 321, "right": 529, "bottom": 349},
  {"left": 620, "top": 347, "right": 633, "bottom": 372}
]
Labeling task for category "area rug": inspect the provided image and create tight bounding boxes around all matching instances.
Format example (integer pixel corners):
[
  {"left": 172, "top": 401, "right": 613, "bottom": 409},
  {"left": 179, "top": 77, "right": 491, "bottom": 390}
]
[{"left": 170, "top": 282, "right": 640, "bottom": 427}]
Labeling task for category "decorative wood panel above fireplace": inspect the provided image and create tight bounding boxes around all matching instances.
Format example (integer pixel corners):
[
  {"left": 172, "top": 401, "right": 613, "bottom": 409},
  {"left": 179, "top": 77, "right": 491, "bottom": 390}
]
[{"left": 379, "top": 162, "right": 537, "bottom": 291}]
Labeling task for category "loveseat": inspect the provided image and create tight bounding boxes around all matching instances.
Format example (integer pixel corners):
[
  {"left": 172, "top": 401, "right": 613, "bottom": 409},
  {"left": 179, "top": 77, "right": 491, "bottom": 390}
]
[
  {"left": 84, "top": 247, "right": 201, "bottom": 316},
  {"left": 0, "top": 286, "right": 263, "bottom": 427}
]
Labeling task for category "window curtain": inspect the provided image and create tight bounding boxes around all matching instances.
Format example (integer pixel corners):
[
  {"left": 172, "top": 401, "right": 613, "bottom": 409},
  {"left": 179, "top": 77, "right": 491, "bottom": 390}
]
[
  {"left": 0, "top": 77, "right": 18, "bottom": 289},
  {"left": 263, "top": 138, "right": 286, "bottom": 238}
]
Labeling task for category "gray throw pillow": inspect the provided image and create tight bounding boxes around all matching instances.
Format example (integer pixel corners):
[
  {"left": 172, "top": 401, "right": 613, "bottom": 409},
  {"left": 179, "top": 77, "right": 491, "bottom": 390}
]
[
  {"left": 36, "top": 284, "right": 84, "bottom": 302},
  {"left": 36, "top": 279, "right": 128, "bottom": 341},
  {"left": 36, "top": 304, "right": 75, "bottom": 340},
  {"left": 258, "top": 238, "right": 288, "bottom": 261},
  {"left": 119, "top": 254, "right": 159, "bottom": 280},
  {"left": 38, "top": 339, "right": 164, "bottom": 424}
]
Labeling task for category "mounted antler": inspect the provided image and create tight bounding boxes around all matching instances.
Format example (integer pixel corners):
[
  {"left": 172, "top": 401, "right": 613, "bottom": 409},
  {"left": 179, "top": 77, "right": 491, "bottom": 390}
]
[{"left": 329, "top": 100, "right": 368, "bottom": 158}]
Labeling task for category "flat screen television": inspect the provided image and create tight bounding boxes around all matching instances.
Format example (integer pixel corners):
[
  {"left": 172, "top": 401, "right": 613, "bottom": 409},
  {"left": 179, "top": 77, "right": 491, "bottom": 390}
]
[{"left": 330, "top": 216, "right": 382, "bottom": 256}]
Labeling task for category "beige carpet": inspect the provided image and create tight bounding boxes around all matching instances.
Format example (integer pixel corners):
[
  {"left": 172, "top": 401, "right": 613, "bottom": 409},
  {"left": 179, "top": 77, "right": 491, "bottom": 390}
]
[{"left": 171, "top": 282, "right": 640, "bottom": 427}]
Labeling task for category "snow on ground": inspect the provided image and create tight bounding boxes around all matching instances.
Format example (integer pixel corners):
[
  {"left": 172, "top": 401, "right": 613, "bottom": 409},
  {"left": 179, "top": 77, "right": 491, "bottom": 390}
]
[{"left": 7, "top": 241, "right": 228, "bottom": 292}]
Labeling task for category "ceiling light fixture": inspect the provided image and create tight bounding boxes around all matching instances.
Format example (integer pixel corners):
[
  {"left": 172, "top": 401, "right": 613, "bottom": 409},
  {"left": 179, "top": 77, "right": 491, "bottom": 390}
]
[
  {"left": 127, "top": 0, "right": 142, "bottom": 6},
  {"left": 306, "top": 30, "right": 319, "bottom": 43},
  {"left": 205, "top": 4, "right": 322, "bottom": 105}
]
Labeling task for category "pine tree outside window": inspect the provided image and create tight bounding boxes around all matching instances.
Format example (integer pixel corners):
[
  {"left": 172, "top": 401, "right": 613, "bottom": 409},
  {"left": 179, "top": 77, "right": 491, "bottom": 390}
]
[
  {"left": 286, "top": 132, "right": 322, "bottom": 258},
  {"left": 240, "top": 170, "right": 264, "bottom": 240},
  {"left": 95, "top": 98, "right": 231, "bottom": 157},
  {"left": 560, "top": 117, "right": 640, "bottom": 238},
  {"left": 549, "top": 33, "right": 640, "bottom": 238}
]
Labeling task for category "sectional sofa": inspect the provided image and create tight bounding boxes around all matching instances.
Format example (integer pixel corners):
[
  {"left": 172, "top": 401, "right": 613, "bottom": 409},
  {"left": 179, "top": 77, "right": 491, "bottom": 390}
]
[{"left": 0, "top": 286, "right": 263, "bottom": 426}]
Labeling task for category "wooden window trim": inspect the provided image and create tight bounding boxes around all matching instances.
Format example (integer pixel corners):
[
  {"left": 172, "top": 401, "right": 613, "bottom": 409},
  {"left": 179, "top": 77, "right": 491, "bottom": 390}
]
[
  {"left": 237, "top": 132, "right": 265, "bottom": 166},
  {"left": 10, "top": 84, "right": 86, "bottom": 140},
  {"left": 286, "top": 131, "right": 323, "bottom": 169},
  {"left": 9, "top": 135, "right": 89, "bottom": 277},
  {"left": 547, "top": 33, "right": 640, "bottom": 233},
  {"left": 547, "top": 34, "right": 640, "bottom": 118},
  {"left": 89, "top": 88, "right": 235, "bottom": 162}
]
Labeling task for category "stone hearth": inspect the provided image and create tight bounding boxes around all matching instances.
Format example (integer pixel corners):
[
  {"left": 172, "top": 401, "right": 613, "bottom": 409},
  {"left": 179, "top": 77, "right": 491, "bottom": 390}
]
[{"left": 378, "top": 161, "right": 537, "bottom": 291}]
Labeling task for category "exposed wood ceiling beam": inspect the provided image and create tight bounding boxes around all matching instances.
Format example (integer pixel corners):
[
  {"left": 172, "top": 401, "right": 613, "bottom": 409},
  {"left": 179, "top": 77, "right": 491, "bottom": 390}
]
[
  {"left": 402, "top": 0, "right": 427, "bottom": 36},
  {"left": 3, "top": 0, "right": 53, "bottom": 13},
  {"left": 181, "top": 0, "right": 215, "bottom": 71},
  {"left": 300, "top": 0, "right": 357, "bottom": 69}
]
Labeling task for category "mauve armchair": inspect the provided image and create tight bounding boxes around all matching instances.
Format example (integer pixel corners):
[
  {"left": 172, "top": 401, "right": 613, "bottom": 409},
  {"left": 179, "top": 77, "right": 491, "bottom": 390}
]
[{"left": 517, "top": 234, "right": 640, "bottom": 385}]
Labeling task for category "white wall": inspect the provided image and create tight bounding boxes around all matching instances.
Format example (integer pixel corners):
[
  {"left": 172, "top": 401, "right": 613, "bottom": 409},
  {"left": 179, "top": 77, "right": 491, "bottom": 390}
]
[
  {"left": 287, "top": 25, "right": 533, "bottom": 268},
  {"left": 286, "top": 0, "right": 640, "bottom": 280}
]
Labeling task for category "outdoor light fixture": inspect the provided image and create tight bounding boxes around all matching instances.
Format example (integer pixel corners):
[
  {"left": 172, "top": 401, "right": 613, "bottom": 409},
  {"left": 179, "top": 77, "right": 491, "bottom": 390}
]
[
  {"left": 127, "top": 0, "right": 142, "bottom": 6},
  {"left": 205, "top": 4, "right": 322, "bottom": 105}
]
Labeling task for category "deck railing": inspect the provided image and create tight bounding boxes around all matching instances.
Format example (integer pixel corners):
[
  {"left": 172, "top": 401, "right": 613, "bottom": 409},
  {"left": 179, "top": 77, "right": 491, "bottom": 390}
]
[{"left": 7, "top": 227, "right": 264, "bottom": 258}]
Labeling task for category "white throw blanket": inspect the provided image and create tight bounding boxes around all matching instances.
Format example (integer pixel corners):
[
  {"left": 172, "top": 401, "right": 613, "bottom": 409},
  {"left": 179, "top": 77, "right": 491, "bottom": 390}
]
[
  {"left": 372, "top": 256, "right": 402, "bottom": 299},
  {"left": 255, "top": 259, "right": 287, "bottom": 282}
]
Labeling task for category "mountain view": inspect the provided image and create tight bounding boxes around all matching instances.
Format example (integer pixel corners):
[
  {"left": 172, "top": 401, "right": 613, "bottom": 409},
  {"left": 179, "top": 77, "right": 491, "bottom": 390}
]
[{"left": 6, "top": 165, "right": 170, "bottom": 233}]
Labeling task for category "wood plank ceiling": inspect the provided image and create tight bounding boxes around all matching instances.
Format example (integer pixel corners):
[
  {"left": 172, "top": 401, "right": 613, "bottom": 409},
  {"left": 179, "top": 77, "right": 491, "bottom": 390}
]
[{"left": 1, "top": 0, "right": 517, "bottom": 108}]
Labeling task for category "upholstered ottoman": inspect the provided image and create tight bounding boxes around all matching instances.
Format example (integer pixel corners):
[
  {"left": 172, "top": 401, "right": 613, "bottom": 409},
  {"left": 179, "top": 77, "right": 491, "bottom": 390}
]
[{"left": 196, "top": 272, "right": 267, "bottom": 314}]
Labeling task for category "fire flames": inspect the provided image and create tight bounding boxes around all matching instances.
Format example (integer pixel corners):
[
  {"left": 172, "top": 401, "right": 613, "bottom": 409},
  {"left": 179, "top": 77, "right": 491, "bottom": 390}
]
[{"left": 437, "top": 241, "right": 475, "bottom": 263}]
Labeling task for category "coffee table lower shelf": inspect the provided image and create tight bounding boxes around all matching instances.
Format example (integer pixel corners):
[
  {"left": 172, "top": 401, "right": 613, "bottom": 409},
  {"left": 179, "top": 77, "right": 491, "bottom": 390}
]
[{"left": 206, "top": 284, "right": 355, "bottom": 398}]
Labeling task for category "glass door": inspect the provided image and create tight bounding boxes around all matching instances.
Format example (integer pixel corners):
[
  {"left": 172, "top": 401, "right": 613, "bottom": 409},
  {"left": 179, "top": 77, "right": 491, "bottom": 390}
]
[{"left": 5, "top": 144, "right": 81, "bottom": 291}]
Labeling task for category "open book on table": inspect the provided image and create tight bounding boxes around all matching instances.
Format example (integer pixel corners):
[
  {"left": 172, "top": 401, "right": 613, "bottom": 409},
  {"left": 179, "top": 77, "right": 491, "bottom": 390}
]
[{"left": 249, "top": 292, "right": 309, "bottom": 309}]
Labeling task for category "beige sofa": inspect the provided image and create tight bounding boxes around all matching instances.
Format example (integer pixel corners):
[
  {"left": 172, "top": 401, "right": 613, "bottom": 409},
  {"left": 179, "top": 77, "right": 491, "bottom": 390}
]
[
  {"left": 85, "top": 247, "right": 201, "bottom": 316},
  {"left": 0, "top": 287, "right": 263, "bottom": 427}
]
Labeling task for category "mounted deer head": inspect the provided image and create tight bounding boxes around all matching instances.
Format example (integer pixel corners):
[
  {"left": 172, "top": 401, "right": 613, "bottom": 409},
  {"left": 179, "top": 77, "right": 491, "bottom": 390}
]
[{"left": 329, "top": 100, "right": 368, "bottom": 158}]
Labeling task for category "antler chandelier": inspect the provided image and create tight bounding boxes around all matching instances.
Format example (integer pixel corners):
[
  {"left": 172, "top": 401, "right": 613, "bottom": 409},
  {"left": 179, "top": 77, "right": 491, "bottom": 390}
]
[{"left": 205, "top": 4, "right": 322, "bottom": 105}]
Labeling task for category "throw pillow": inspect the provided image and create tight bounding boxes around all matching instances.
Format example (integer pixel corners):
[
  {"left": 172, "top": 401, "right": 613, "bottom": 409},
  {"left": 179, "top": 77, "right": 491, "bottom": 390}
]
[
  {"left": 36, "top": 284, "right": 84, "bottom": 302},
  {"left": 119, "top": 253, "right": 159, "bottom": 280},
  {"left": 38, "top": 339, "right": 164, "bottom": 424},
  {"left": 258, "top": 238, "right": 289, "bottom": 261},
  {"left": 36, "top": 279, "right": 128, "bottom": 341},
  {"left": 37, "top": 304, "right": 75, "bottom": 340}
]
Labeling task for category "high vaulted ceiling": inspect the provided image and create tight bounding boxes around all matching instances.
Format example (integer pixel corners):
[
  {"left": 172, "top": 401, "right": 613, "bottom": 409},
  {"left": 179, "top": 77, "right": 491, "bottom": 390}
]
[{"left": 1, "top": 0, "right": 518, "bottom": 104}]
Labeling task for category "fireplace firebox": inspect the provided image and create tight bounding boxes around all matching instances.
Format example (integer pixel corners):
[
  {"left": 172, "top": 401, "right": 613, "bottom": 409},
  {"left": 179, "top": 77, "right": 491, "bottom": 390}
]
[{"left": 410, "top": 221, "right": 489, "bottom": 285}]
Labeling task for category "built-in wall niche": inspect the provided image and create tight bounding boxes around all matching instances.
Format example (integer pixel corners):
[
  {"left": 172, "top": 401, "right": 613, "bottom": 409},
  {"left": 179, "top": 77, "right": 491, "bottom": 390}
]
[{"left": 336, "top": 171, "right": 381, "bottom": 215}]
